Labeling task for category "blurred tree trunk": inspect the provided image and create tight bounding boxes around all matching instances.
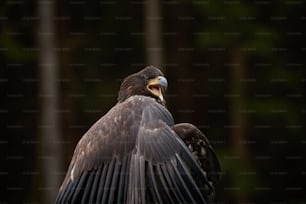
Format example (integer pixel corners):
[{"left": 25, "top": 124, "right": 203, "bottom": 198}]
[
  {"left": 169, "top": 7, "right": 194, "bottom": 123},
  {"left": 229, "top": 49, "right": 247, "bottom": 154},
  {"left": 38, "top": 0, "right": 62, "bottom": 203},
  {"left": 229, "top": 48, "right": 248, "bottom": 202},
  {"left": 144, "top": 0, "right": 163, "bottom": 68}
]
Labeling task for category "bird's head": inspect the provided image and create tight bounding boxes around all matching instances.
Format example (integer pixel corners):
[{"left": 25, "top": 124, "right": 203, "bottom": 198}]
[{"left": 117, "top": 65, "right": 168, "bottom": 105}]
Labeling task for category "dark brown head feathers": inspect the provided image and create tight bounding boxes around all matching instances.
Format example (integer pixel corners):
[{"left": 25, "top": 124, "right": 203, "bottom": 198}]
[{"left": 117, "top": 66, "right": 165, "bottom": 103}]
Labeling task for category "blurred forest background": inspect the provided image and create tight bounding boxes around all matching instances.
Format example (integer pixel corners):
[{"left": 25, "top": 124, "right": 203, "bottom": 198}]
[{"left": 1, "top": 0, "right": 306, "bottom": 203}]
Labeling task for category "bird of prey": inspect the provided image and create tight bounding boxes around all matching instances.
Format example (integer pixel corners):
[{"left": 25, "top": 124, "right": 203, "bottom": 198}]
[{"left": 56, "top": 66, "right": 221, "bottom": 204}]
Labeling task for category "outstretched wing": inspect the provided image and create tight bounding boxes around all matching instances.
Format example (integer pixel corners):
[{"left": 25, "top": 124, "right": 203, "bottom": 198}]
[
  {"left": 172, "top": 123, "right": 221, "bottom": 200},
  {"left": 56, "top": 96, "right": 213, "bottom": 203}
]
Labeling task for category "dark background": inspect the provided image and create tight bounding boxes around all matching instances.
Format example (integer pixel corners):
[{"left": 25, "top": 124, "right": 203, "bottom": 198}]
[{"left": 1, "top": 0, "right": 306, "bottom": 203}]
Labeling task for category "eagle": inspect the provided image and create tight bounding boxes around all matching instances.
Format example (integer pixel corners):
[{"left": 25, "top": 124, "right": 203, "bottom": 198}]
[{"left": 56, "top": 66, "right": 221, "bottom": 204}]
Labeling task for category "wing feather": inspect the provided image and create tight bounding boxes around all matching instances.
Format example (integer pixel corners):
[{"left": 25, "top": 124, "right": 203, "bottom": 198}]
[
  {"left": 56, "top": 96, "right": 220, "bottom": 203},
  {"left": 56, "top": 179, "right": 73, "bottom": 203},
  {"left": 59, "top": 181, "right": 71, "bottom": 203},
  {"left": 96, "top": 162, "right": 108, "bottom": 202},
  {"left": 122, "top": 156, "right": 130, "bottom": 203},
  {"left": 147, "top": 162, "right": 163, "bottom": 203},
  {"left": 166, "top": 161, "right": 192, "bottom": 203},
  {"left": 101, "top": 159, "right": 115, "bottom": 203},
  {"left": 88, "top": 166, "right": 102, "bottom": 203},
  {"left": 173, "top": 123, "right": 221, "bottom": 200},
  {"left": 169, "top": 159, "right": 195, "bottom": 203},
  {"left": 116, "top": 155, "right": 129, "bottom": 203},
  {"left": 176, "top": 154, "right": 207, "bottom": 204},
  {"left": 175, "top": 134, "right": 214, "bottom": 190},
  {"left": 155, "top": 164, "right": 176, "bottom": 203},
  {"left": 71, "top": 171, "right": 89, "bottom": 203},
  {"left": 160, "top": 163, "right": 183, "bottom": 203},
  {"left": 55, "top": 181, "right": 66, "bottom": 203},
  {"left": 127, "top": 154, "right": 137, "bottom": 203},
  {"left": 81, "top": 169, "right": 95, "bottom": 203},
  {"left": 108, "top": 159, "right": 121, "bottom": 204},
  {"left": 139, "top": 156, "right": 146, "bottom": 203}
]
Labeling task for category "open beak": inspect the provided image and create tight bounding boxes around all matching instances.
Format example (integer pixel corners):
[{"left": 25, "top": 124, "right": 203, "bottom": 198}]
[{"left": 146, "top": 76, "right": 168, "bottom": 103}]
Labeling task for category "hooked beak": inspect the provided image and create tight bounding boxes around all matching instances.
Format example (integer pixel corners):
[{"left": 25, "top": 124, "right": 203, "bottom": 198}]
[{"left": 146, "top": 76, "right": 168, "bottom": 103}]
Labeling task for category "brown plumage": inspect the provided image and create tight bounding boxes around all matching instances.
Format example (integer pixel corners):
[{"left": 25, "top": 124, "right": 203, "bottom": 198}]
[{"left": 56, "top": 66, "right": 221, "bottom": 204}]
